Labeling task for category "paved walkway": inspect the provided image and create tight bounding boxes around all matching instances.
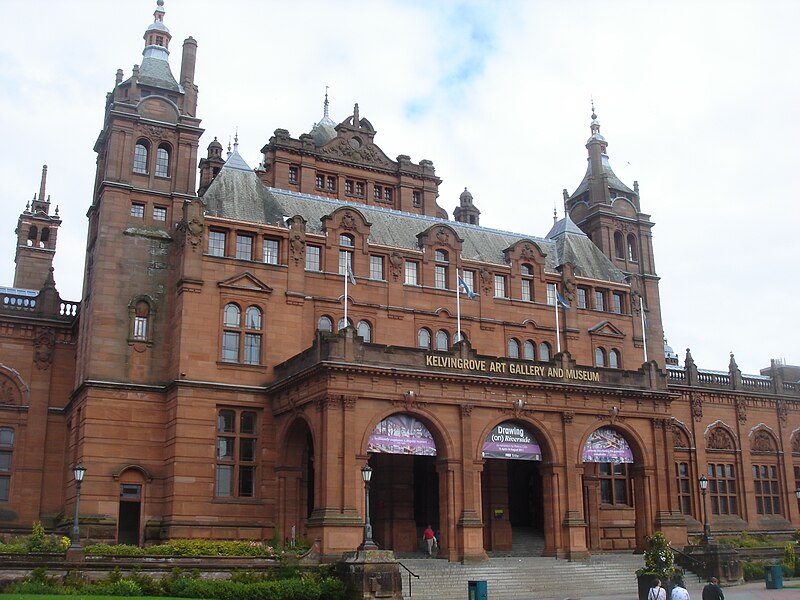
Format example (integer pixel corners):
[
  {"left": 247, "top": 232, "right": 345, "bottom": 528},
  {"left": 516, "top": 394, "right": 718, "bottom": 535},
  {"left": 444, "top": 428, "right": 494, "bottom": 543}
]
[{"left": 583, "top": 580, "right": 799, "bottom": 600}]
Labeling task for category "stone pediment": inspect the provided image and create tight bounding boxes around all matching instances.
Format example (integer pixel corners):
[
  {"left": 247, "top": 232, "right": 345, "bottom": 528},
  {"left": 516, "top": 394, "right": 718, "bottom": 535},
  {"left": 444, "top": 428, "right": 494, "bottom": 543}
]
[
  {"left": 588, "top": 320, "right": 625, "bottom": 338},
  {"left": 319, "top": 137, "right": 393, "bottom": 168},
  {"left": 218, "top": 272, "right": 273, "bottom": 294}
]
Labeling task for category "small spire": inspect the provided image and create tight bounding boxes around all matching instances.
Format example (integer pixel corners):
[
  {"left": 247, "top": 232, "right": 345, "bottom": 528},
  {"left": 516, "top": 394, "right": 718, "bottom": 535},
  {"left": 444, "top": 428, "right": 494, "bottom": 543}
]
[
  {"left": 227, "top": 136, "right": 232, "bottom": 157},
  {"left": 591, "top": 96, "right": 596, "bottom": 120},
  {"left": 234, "top": 127, "right": 239, "bottom": 149},
  {"left": 324, "top": 86, "right": 330, "bottom": 119},
  {"left": 38, "top": 164, "right": 48, "bottom": 203},
  {"left": 55, "top": 205, "right": 59, "bottom": 216},
  {"left": 154, "top": 0, "right": 165, "bottom": 23},
  {"left": 353, "top": 103, "right": 360, "bottom": 124},
  {"left": 553, "top": 203, "right": 558, "bottom": 225}
]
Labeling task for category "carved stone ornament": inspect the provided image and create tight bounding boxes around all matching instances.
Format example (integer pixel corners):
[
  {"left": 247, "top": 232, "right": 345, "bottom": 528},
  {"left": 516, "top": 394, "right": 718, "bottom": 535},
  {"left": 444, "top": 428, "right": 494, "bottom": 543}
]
[
  {"left": 777, "top": 399, "right": 788, "bottom": 428},
  {"left": 735, "top": 397, "right": 747, "bottom": 424},
  {"left": 146, "top": 125, "right": 164, "bottom": 140},
  {"left": 389, "top": 252, "right": 403, "bottom": 280},
  {"left": 289, "top": 233, "right": 305, "bottom": 265},
  {"left": 706, "top": 427, "right": 734, "bottom": 451},
  {"left": 520, "top": 244, "right": 535, "bottom": 261},
  {"left": 672, "top": 424, "right": 690, "bottom": 449},
  {"left": 690, "top": 394, "right": 703, "bottom": 422},
  {"left": 562, "top": 272, "right": 577, "bottom": 303},
  {"left": 341, "top": 395, "right": 357, "bottom": 410},
  {"left": 176, "top": 217, "right": 204, "bottom": 251},
  {"left": 33, "top": 327, "right": 56, "bottom": 370},
  {"left": 792, "top": 432, "right": 800, "bottom": 455},
  {"left": 751, "top": 430, "right": 776, "bottom": 453},
  {"left": 321, "top": 138, "right": 390, "bottom": 167},
  {"left": 340, "top": 211, "right": 357, "bottom": 231},
  {"left": 436, "top": 227, "right": 450, "bottom": 246},
  {"left": 562, "top": 410, "right": 574, "bottom": 424},
  {"left": 0, "top": 378, "right": 18, "bottom": 404},
  {"left": 460, "top": 404, "right": 473, "bottom": 417},
  {"left": 479, "top": 267, "right": 493, "bottom": 295}
]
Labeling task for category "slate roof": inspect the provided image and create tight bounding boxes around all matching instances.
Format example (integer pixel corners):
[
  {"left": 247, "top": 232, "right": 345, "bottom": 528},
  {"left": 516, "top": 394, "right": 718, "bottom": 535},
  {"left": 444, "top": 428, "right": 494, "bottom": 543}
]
[
  {"left": 202, "top": 154, "right": 628, "bottom": 284},
  {"left": 571, "top": 154, "right": 634, "bottom": 199},
  {"left": 137, "top": 56, "right": 180, "bottom": 92}
]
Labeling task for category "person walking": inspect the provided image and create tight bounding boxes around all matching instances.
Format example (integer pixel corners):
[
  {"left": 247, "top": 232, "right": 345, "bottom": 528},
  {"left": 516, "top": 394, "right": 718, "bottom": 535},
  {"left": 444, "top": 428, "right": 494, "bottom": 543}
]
[
  {"left": 648, "top": 578, "right": 667, "bottom": 600},
  {"left": 702, "top": 577, "right": 724, "bottom": 600},
  {"left": 671, "top": 577, "right": 690, "bottom": 600},
  {"left": 422, "top": 524, "right": 436, "bottom": 557}
]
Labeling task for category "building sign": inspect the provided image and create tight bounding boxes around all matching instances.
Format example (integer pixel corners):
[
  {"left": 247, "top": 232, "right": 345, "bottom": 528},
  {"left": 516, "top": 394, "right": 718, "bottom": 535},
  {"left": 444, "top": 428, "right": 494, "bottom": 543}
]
[
  {"left": 482, "top": 421, "right": 542, "bottom": 461},
  {"left": 582, "top": 427, "right": 633, "bottom": 464},
  {"left": 424, "top": 355, "right": 599, "bottom": 382},
  {"left": 367, "top": 414, "right": 437, "bottom": 456}
]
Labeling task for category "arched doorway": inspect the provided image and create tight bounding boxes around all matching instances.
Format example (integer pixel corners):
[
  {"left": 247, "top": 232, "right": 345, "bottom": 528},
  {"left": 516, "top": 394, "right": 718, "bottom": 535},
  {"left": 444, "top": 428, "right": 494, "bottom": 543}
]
[
  {"left": 366, "top": 413, "right": 439, "bottom": 554},
  {"left": 277, "top": 418, "right": 314, "bottom": 546},
  {"left": 581, "top": 425, "right": 638, "bottom": 551},
  {"left": 481, "top": 420, "right": 545, "bottom": 555}
]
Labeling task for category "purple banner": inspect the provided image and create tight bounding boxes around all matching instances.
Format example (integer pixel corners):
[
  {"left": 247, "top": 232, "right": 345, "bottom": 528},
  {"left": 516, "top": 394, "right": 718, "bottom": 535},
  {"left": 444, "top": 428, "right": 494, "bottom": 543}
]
[
  {"left": 482, "top": 422, "right": 542, "bottom": 461},
  {"left": 367, "top": 414, "right": 437, "bottom": 456},
  {"left": 582, "top": 427, "right": 634, "bottom": 464}
]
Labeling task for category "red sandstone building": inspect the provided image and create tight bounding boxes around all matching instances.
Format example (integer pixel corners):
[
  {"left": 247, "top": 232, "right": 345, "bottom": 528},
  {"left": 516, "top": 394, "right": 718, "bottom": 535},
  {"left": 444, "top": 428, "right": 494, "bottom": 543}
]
[{"left": 0, "top": 2, "right": 798, "bottom": 561}]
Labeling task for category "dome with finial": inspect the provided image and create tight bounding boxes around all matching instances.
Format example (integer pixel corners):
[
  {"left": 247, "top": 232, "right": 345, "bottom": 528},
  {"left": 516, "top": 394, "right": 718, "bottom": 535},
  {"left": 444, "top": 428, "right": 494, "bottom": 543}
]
[
  {"left": 460, "top": 187, "right": 473, "bottom": 204},
  {"left": 310, "top": 90, "right": 338, "bottom": 146},
  {"left": 664, "top": 338, "right": 679, "bottom": 366}
]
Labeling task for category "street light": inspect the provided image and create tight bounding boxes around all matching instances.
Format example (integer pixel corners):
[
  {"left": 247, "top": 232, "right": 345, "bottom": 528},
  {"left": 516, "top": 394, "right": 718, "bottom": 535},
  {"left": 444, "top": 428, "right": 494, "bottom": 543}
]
[
  {"left": 359, "top": 464, "right": 378, "bottom": 550},
  {"left": 698, "top": 474, "right": 713, "bottom": 544},
  {"left": 70, "top": 464, "right": 86, "bottom": 549}
]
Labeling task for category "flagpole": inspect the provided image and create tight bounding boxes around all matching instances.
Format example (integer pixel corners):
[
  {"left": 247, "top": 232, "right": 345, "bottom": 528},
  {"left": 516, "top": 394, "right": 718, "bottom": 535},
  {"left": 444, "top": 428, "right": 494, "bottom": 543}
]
[
  {"left": 456, "top": 268, "right": 462, "bottom": 342},
  {"left": 554, "top": 286, "right": 561, "bottom": 354},
  {"left": 343, "top": 265, "right": 349, "bottom": 328},
  {"left": 640, "top": 295, "right": 648, "bottom": 363}
]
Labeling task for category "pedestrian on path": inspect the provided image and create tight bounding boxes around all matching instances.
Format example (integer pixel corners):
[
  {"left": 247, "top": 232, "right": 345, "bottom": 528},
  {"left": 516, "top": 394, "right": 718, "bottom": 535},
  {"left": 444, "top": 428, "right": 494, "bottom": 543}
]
[
  {"left": 422, "top": 524, "right": 436, "bottom": 557},
  {"left": 701, "top": 577, "right": 724, "bottom": 600},
  {"left": 671, "top": 577, "right": 690, "bottom": 600},
  {"left": 648, "top": 578, "right": 667, "bottom": 600}
]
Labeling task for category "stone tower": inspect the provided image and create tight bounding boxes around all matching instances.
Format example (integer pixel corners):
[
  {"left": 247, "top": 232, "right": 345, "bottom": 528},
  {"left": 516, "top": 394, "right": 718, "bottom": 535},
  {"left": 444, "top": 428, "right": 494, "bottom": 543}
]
[
  {"left": 14, "top": 165, "right": 62, "bottom": 291},
  {"left": 565, "top": 107, "right": 665, "bottom": 367}
]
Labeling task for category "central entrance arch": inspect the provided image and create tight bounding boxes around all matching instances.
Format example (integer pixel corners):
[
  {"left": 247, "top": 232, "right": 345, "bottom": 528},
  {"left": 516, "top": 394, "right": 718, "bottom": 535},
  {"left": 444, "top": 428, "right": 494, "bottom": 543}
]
[
  {"left": 481, "top": 420, "right": 546, "bottom": 555},
  {"left": 366, "top": 413, "right": 440, "bottom": 554}
]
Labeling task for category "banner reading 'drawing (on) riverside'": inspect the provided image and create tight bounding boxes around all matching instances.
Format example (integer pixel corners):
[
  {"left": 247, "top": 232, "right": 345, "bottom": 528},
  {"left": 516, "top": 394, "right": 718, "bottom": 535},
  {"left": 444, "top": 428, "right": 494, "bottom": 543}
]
[
  {"left": 481, "top": 421, "right": 542, "bottom": 461},
  {"left": 367, "top": 414, "right": 437, "bottom": 456}
]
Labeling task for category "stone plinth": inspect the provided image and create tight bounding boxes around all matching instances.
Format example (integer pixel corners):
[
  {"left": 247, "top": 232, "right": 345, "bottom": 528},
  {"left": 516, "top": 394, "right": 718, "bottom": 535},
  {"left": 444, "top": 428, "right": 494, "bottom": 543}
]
[
  {"left": 682, "top": 543, "right": 742, "bottom": 585},
  {"left": 336, "top": 549, "right": 403, "bottom": 600}
]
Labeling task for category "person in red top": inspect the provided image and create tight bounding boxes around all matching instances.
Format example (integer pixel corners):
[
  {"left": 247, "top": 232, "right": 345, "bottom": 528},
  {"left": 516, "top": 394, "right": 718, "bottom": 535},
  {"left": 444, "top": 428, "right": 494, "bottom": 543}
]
[{"left": 422, "top": 525, "right": 436, "bottom": 557}]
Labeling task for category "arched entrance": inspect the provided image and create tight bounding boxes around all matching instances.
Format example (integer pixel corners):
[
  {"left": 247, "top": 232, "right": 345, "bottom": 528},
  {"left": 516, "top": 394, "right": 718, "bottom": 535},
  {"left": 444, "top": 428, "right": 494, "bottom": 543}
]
[
  {"left": 481, "top": 420, "right": 545, "bottom": 555},
  {"left": 366, "top": 413, "right": 439, "bottom": 554},
  {"left": 277, "top": 418, "right": 314, "bottom": 545},
  {"left": 581, "top": 425, "right": 640, "bottom": 551}
]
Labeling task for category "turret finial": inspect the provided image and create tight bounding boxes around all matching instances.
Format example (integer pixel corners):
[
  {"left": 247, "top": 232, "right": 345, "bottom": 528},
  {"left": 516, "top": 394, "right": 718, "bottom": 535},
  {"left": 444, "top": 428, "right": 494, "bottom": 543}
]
[{"left": 324, "top": 86, "right": 330, "bottom": 119}]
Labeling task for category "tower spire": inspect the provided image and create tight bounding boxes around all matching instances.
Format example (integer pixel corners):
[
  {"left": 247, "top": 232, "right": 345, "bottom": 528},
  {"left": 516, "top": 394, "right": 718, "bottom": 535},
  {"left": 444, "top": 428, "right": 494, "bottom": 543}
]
[
  {"left": 34, "top": 164, "right": 50, "bottom": 214},
  {"left": 324, "top": 86, "right": 330, "bottom": 119}
]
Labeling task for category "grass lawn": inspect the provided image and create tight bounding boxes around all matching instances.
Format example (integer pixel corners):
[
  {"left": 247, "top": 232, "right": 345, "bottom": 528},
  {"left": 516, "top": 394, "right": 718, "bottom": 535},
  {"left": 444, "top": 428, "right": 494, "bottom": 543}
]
[{"left": 0, "top": 596, "right": 195, "bottom": 600}]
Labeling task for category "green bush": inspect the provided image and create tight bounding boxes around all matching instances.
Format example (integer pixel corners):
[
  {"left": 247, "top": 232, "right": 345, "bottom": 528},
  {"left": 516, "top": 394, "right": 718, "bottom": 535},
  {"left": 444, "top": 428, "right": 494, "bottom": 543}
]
[
  {"left": 0, "top": 522, "right": 70, "bottom": 554},
  {"left": 717, "top": 531, "right": 775, "bottom": 548},
  {"left": 742, "top": 560, "right": 767, "bottom": 581},
  {"left": 636, "top": 531, "right": 677, "bottom": 580},
  {"left": 86, "top": 538, "right": 279, "bottom": 557}
]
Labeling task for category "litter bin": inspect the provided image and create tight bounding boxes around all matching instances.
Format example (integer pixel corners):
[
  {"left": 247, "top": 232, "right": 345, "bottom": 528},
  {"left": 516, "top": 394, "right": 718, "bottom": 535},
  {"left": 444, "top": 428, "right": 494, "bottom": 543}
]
[
  {"left": 468, "top": 580, "right": 488, "bottom": 600},
  {"left": 764, "top": 564, "right": 783, "bottom": 589}
]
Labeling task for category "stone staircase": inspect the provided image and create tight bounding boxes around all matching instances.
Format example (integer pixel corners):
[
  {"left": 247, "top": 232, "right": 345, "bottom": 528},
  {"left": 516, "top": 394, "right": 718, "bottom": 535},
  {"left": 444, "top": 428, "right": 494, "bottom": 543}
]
[{"left": 398, "top": 553, "right": 643, "bottom": 600}]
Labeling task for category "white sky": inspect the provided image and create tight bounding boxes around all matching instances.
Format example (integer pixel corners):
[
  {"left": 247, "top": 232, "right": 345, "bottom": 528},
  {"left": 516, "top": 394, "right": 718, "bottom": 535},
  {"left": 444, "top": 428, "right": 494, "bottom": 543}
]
[{"left": 0, "top": 0, "right": 797, "bottom": 375}]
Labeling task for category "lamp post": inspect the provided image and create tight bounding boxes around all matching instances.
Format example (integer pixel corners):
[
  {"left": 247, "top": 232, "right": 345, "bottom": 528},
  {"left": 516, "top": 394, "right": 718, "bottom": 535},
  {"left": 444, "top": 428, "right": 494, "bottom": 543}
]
[
  {"left": 359, "top": 464, "right": 378, "bottom": 550},
  {"left": 70, "top": 464, "right": 86, "bottom": 549},
  {"left": 698, "top": 474, "right": 712, "bottom": 544}
]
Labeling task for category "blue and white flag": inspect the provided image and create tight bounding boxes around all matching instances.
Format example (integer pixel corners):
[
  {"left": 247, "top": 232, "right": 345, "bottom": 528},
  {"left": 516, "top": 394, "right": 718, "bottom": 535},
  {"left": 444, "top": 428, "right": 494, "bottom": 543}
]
[
  {"left": 458, "top": 275, "right": 476, "bottom": 299},
  {"left": 556, "top": 291, "right": 570, "bottom": 309},
  {"left": 346, "top": 265, "right": 357, "bottom": 285}
]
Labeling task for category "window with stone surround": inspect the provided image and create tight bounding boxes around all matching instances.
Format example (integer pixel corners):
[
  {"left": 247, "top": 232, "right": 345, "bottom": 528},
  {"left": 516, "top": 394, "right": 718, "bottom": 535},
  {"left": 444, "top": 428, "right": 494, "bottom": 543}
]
[
  {"left": 418, "top": 328, "right": 431, "bottom": 349},
  {"left": 155, "top": 144, "right": 170, "bottom": 178},
  {"left": 599, "top": 463, "right": 630, "bottom": 505},
  {"left": 208, "top": 230, "right": 226, "bottom": 257},
  {"left": 235, "top": 234, "right": 253, "bottom": 260},
  {"left": 524, "top": 340, "right": 535, "bottom": 360},
  {"left": 494, "top": 274, "right": 507, "bottom": 298},
  {"left": 752, "top": 430, "right": 782, "bottom": 516},
  {"left": 132, "top": 299, "right": 151, "bottom": 342},
  {"left": 306, "top": 245, "right": 321, "bottom": 271},
  {"left": 221, "top": 303, "right": 262, "bottom": 365},
  {"left": 263, "top": 238, "right": 279, "bottom": 265},
  {"left": 370, "top": 255, "right": 384, "bottom": 280},
  {"left": 707, "top": 462, "right": 738, "bottom": 516},
  {"left": 405, "top": 260, "right": 419, "bottom": 286},
  {"left": 131, "top": 202, "right": 145, "bottom": 218},
  {"left": 216, "top": 409, "right": 258, "bottom": 498},
  {"left": 436, "top": 329, "right": 449, "bottom": 351},
  {"left": 357, "top": 320, "right": 372, "bottom": 342},
  {"left": 0, "top": 428, "right": 13, "bottom": 501},
  {"left": 133, "top": 141, "right": 149, "bottom": 174},
  {"left": 507, "top": 338, "right": 520, "bottom": 359},
  {"left": 318, "top": 315, "right": 333, "bottom": 333},
  {"left": 288, "top": 166, "right": 298, "bottom": 184}
]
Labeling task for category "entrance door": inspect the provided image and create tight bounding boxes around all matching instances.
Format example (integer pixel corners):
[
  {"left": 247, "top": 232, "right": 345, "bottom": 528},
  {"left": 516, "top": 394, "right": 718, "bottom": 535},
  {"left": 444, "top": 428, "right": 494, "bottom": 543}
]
[{"left": 118, "top": 483, "right": 142, "bottom": 546}]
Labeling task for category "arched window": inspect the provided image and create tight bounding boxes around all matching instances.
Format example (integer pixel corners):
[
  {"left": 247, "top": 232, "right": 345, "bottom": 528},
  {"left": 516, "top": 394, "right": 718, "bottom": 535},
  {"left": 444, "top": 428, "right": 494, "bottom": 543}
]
[
  {"left": 356, "top": 320, "right": 372, "bottom": 342},
  {"left": 337, "top": 317, "right": 352, "bottom": 331},
  {"left": 751, "top": 430, "right": 782, "bottom": 516},
  {"left": 627, "top": 234, "right": 638, "bottom": 262},
  {"left": 132, "top": 300, "right": 151, "bottom": 341},
  {"left": 507, "top": 338, "right": 520, "bottom": 359},
  {"left": 418, "top": 328, "right": 431, "bottom": 349},
  {"left": 221, "top": 303, "right": 242, "bottom": 362},
  {"left": 595, "top": 347, "right": 606, "bottom": 367},
  {"left": 133, "top": 141, "right": 149, "bottom": 174},
  {"left": 339, "top": 234, "right": 354, "bottom": 275},
  {"left": 706, "top": 427, "right": 739, "bottom": 516},
  {"left": 609, "top": 349, "right": 621, "bottom": 369},
  {"left": 155, "top": 144, "right": 170, "bottom": 178},
  {"left": 539, "top": 342, "right": 551, "bottom": 362},
  {"left": 614, "top": 231, "right": 624, "bottom": 259},
  {"left": 0, "top": 427, "right": 13, "bottom": 501},
  {"left": 436, "top": 330, "right": 449, "bottom": 351},
  {"left": 27, "top": 225, "right": 38, "bottom": 247},
  {"left": 317, "top": 315, "right": 333, "bottom": 333},
  {"left": 40, "top": 228, "right": 50, "bottom": 244},
  {"left": 243, "top": 306, "right": 262, "bottom": 365},
  {"left": 523, "top": 340, "right": 535, "bottom": 360}
]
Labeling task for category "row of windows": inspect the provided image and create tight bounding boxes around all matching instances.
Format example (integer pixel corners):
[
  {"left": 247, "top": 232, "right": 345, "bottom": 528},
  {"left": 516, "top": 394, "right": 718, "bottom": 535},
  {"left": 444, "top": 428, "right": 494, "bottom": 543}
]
[
  {"left": 133, "top": 140, "right": 171, "bottom": 178},
  {"left": 208, "top": 230, "right": 281, "bottom": 264},
  {"left": 507, "top": 339, "right": 553, "bottom": 362},
  {"left": 613, "top": 231, "right": 639, "bottom": 263},
  {"left": 131, "top": 202, "right": 167, "bottom": 222},
  {"left": 595, "top": 347, "right": 622, "bottom": 368}
]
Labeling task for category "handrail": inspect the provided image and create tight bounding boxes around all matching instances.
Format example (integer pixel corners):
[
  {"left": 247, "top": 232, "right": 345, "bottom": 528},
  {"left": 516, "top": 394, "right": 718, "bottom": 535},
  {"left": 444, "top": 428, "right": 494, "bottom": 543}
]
[
  {"left": 397, "top": 560, "right": 420, "bottom": 597},
  {"left": 673, "top": 546, "right": 705, "bottom": 582}
]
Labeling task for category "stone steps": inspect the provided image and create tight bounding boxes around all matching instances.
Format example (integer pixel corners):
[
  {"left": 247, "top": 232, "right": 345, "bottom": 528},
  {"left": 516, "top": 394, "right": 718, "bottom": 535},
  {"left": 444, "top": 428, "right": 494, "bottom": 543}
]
[{"left": 399, "top": 553, "right": 644, "bottom": 600}]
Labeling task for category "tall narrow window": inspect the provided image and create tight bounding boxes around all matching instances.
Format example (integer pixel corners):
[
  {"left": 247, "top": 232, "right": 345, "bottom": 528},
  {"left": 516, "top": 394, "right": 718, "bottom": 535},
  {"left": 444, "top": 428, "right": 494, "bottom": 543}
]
[
  {"left": 370, "top": 255, "right": 384, "bottom": 280},
  {"left": 577, "top": 288, "right": 588, "bottom": 309},
  {"left": 0, "top": 428, "right": 13, "bottom": 501},
  {"left": 208, "top": 230, "right": 226, "bottom": 257},
  {"left": 507, "top": 338, "right": 520, "bottom": 359},
  {"left": 306, "top": 245, "right": 321, "bottom": 271},
  {"left": 614, "top": 231, "right": 624, "bottom": 259},
  {"left": 405, "top": 261, "right": 419, "bottom": 285},
  {"left": 599, "top": 463, "right": 631, "bottom": 505},
  {"left": 357, "top": 320, "right": 372, "bottom": 342},
  {"left": 676, "top": 462, "right": 692, "bottom": 515},
  {"left": 524, "top": 340, "right": 535, "bottom": 360},
  {"left": 418, "top": 328, "right": 431, "bottom": 349},
  {"left": 595, "top": 347, "right": 606, "bottom": 367},
  {"left": 288, "top": 166, "right": 299, "bottom": 184},
  {"left": 243, "top": 306, "right": 262, "bottom": 365},
  {"left": 494, "top": 275, "right": 507, "bottom": 298},
  {"left": 612, "top": 293, "right": 623, "bottom": 314},
  {"left": 236, "top": 234, "right": 253, "bottom": 260},
  {"left": 627, "top": 235, "right": 639, "bottom": 262},
  {"left": 133, "top": 142, "right": 149, "bottom": 174},
  {"left": 412, "top": 190, "right": 422, "bottom": 207},
  {"left": 132, "top": 300, "right": 150, "bottom": 341},
  {"left": 594, "top": 290, "right": 605, "bottom": 311},
  {"left": 216, "top": 409, "right": 258, "bottom": 498},
  {"left": 539, "top": 342, "right": 551, "bottom": 362},
  {"left": 317, "top": 315, "right": 333, "bottom": 333},
  {"left": 339, "top": 234, "right": 354, "bottom": 276},
  {"left": 546, "top": 283, "right": 557, "bottom": 306},
  {"left": 315, "top": 174, "right": 324, "bottom": 189},
  {"left": 263, "top": 238, "right": 279, "bottom": 264},
  {"left": 436, "top": 330, "right": 449, "bottom": 351},
  {"left": 434, "top": 250, "right": 448, "bottom": 289},
  {"left": 521, "top": 264, "right": 533, "bottom": 301},
  {"left": 462, "top": 270, "right": 475, "bottom": 293},
  {"left": 221, "top": 303, "right": 241, "bottom": 362},
  {"left": 708, "top": 463, "right": 738, "bottom": 516},
  {"left": 753, "top": 464, "right": 781, "bottom": 515},
  {"left": 609, "top": 349, "right": 621, "bottom": 369},
  {"left": 155, "top": 145, "right": 170, "bottom": 177}
]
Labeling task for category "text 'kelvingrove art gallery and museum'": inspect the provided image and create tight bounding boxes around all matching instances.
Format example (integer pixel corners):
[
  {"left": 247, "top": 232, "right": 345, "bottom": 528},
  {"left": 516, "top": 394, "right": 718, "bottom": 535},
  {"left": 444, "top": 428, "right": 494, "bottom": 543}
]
[{"left": 1, "top": 1, "right": 798, "bottom": 563}]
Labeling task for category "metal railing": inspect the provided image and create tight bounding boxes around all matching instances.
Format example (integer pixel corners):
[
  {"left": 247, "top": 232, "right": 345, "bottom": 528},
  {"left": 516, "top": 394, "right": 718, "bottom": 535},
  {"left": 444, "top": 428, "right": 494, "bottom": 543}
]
[
  {"left": 397, "top": 561, "right": 420, "bottom": 597},
  {"left": 672, "top": 546, "right": 705, "bottom": 582}
]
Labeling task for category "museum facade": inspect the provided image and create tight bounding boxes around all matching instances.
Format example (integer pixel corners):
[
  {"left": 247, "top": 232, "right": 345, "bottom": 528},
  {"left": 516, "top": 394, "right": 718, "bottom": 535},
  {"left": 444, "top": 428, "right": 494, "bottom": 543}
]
[{"left": 0, "top": 1, "right": 798, "bottom": 561}]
